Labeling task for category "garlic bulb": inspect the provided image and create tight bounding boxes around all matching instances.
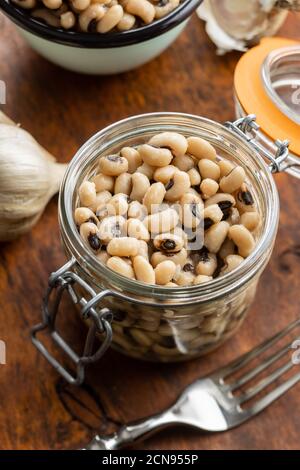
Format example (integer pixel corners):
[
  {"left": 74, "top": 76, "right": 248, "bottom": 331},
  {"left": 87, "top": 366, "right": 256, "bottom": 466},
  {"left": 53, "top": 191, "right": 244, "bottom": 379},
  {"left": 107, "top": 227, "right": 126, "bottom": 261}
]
[
  {"left": 0, "top": 111, "right": 67, "bottom": 241},
  {"left": 197, "top": 0, "right": 300, "bottom": 55}
]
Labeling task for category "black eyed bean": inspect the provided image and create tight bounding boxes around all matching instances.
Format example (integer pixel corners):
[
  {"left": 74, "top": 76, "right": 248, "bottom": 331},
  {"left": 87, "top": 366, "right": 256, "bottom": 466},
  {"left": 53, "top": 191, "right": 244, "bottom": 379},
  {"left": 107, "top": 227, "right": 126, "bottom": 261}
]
[
  {"left": 154, "top": 233, "right": 184, "bottom": 253},
  {"left": 226, "top": 207, "right": 240, "bottom": 225},
  {"left": 125, "top": 0, "right": 155, "bottom": 24},
  {"left": 79, "top": 181, "right": 96, "bottom": 207},
  {"left": 153, "top": 165, "right": 177, "bottom": 184},
  {"left": 180, "top": 192, "right": 203, "bottom": 205},
  {"left": 97, "top": 4, "right": 124, "bottom": 33},
  {"left": 196, "top": 253, "right": 217, "bottom": 277},
  {"left": 148, "top": 131, "right": 188, "bottom": 158},
  {"left": 79, "top": 4, "right": 105, "bottom": 32},
  {"left": 240, "top": 211, "right": 260, "bottom": 231},
  {"left": 175, "top": 270, "right": 195, "bottom": 286},
  {"left": 218, "top": 158, "right": 234, "bottom": 177},
  {"left": 98, "top": 215, "right": 126, "bottom": 244},
  {"left": 12, "top": 0, "right": 37, "bottom": 8},
  {"left": 75, "top": 207, "right": 98, "bottom": 226},
  {"left": 154, "top": 0, "right": 180, "bottom": 19},
  {"left": 220, "top": 166, "right": 246, "bottom": 193},
  {"left": 128, "top": 201, "right": 148, "bottom": 220},
  {"left": 204, "top": 192, "right": 236, "bottom": 208},
  {"left": 136, "top": 162, "right": 156, "bottom": 179},
  {"left": 70, "top": 0, "right": 90, "bottom": 11},
  {"left": 203, "top": 204, "right": 223, "bottom": 228},
  {"left": 193, "top": 275, "right": 213, "bottom": 285},
  {"left": 179, "top": 200, "right": 203, "bottom": 229},
  {"left": 187, "top": 136, "right": 217, "bottom": 161},
  {"left": 235, "top": 184, "right": 256, "bottom": 213},
  {"left": 219, "top": 237, "right": 236, "bottom": 260},
  {"left": 99, "top": 154, "right": 128, "bottom": 176},
  {"left": 107, "top": 193, "right": 129, "bottom": 216},
  {"left": 143, "top": 182, "right": 166, "bottom": 213},
  {"left": 92, "top": 173, "right": 114, "bottom": 193},
  {"left": 120, "top": 146, "right": 142, "bottom": 173},
  {"left": 126, "top": 218, "right": 150, "bottom": 241},
  {"left": 96, "top": 249, "right": 110, "bottom": 265},
  {"left": 133, "top": 255, "right": 155, "bottom": 285},
  {"left": 93, "top": 190, "right": 112, "bottom": 215},
  {"left": 129, "top": 328, "right": 154, "bottom": 347},
  {"left": 117, "top": 12, "right": 136, "bottom": 31},
  {"left": 172, "top": 227, "right": 188, "bottom": 248},
  {"left": 60, "top": 11, "right": 76, "bottom": 29},
  {"left": 31, "top": 8, "right": 60, "bottom": 27},
  {"left": 205, "top": 221, "right": 230, "bottom": 254},
  {"left": 165, "top": 170, "right": 191, "bottom": 202},
  {"left": 107, "top": 237, "right": 140, "bottom": 257},
  {"left": 222, "top": 254, "right": 244, "bottom": 274},
  {"left": 136, "top": 240, "right": 149, "bottom": 260},
  {"left": 139, "top": 144, "right": 173, "bottom": 167},
  {"left": 107, "top": 256, "right": 135, "bottom": 279},
  {"left": 80, "top": 222, "right": 101, "bottom": 251},
  {"left": 130, "top": 173, "right": 150, "bottom": 202},
  {"left": 200, "top": 178, "right": 219, "bottom": 199},
  {"left": 144, "top": 208, "right": 179, "bottom": 234},
  {"left": 228, "top": 225, "right": 255, "bottom": 258},
  {"left": 151, "top": 248, "right": 188, "bottom": 268},
  {"left": 198, "top": 159, "right": 220, "bottom": 181},
  {"left": 114, "top": 173, "right": 132, "bottom": 196},
  {"left": 154, "top": 260, "right": 177, "bottom": 285},
  {"left": 172, "top": 154, "right": 195, "bottom": 172},
  {"left": 187, "top": 167, "right": 201, "bottom": 186}
]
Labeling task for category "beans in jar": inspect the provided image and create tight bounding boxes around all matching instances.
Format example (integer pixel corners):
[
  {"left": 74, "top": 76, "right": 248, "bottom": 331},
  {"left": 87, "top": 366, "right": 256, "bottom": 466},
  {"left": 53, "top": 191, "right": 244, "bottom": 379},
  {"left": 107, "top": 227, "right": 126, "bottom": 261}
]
[
  {"left": 11, "top": 0, "right": 185, "bottom": 33},
  {"left": 76, "top": 131, "right": 261, "bottom": 286}
]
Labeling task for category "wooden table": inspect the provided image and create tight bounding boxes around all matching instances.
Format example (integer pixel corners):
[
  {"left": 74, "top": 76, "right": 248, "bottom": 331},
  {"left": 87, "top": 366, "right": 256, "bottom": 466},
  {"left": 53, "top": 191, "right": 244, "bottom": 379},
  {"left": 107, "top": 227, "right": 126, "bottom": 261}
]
[{"left": 0, "top": 10, "right": 300, "bottom": 451}]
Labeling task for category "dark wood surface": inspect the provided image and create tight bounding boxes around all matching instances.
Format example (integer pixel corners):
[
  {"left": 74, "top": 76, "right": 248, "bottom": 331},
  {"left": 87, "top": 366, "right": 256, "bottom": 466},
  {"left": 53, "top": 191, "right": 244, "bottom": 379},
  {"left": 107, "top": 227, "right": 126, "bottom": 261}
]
[{"left": 0, "top": 11, "right": 300, "bottom": 451}]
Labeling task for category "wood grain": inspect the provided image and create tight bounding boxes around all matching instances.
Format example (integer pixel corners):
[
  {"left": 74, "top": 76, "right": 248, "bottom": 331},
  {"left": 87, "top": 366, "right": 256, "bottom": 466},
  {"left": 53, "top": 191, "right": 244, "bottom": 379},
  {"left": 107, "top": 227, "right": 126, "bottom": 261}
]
[{"left": 0, "top": 11, "right": 300, "bottom": 450}]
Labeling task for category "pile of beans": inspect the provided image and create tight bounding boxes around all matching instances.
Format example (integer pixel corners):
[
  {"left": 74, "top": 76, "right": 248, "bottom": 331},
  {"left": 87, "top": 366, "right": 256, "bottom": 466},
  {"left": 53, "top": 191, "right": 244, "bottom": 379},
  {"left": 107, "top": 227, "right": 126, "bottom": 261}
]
[
  {"left": 11, "top": 0, "right": 184, "bottom": 33},
  {"left": 75, "top": 131, "right": 260, "bottom": 287}
]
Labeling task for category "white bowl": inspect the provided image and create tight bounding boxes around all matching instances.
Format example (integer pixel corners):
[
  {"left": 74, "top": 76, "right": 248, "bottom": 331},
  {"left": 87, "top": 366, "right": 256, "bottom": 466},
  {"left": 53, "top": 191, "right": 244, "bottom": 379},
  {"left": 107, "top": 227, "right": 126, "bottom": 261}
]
[{"left": 0, "top": 0, "right": 203, "bottom": 75}]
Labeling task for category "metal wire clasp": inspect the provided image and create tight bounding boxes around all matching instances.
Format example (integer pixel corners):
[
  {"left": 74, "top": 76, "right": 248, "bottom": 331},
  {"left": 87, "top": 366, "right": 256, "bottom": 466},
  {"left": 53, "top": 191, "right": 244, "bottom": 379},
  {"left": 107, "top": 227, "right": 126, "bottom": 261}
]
[
  {"left": 225, "top": 115, "right": 291, "bottom": 174},
  {"left": 31, "top": 258, "right": 114, "bottom": 386}
]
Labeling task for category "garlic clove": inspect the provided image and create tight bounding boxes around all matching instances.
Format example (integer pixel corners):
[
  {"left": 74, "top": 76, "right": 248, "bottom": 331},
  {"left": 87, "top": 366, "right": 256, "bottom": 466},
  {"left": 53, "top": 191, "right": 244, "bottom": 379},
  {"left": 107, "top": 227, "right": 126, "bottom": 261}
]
[
  {"left": 197, "top": 0, "right": 293, "bottom": 55},
  {"left": 0, "top": 112, "right": 67, "bottom": 241}
]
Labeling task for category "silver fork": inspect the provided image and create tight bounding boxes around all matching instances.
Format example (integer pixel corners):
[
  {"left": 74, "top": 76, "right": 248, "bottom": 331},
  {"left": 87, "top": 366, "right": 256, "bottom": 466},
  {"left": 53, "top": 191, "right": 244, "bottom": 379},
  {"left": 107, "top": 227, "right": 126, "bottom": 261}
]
[{"left": 84, "top": 318, "right": 300, "bottom": 450}]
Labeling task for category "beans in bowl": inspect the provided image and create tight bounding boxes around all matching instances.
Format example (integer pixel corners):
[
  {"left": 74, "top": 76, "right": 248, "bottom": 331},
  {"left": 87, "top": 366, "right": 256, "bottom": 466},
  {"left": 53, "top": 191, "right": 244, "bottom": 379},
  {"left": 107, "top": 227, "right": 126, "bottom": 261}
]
[
  {"left": 75, "top": 131, "right": 260, "bottom": 287},
  {"left": 11, "top": 0, "right": 185, "bottom": 32}
]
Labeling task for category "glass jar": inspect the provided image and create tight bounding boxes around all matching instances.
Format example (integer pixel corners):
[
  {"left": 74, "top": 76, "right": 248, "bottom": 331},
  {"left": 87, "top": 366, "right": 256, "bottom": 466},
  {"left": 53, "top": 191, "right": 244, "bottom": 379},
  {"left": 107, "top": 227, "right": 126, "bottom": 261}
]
[
  {"left": 32, "top": 112, "right": 293, "bottom": 386},
  {"left": 234, "top": 39, "right": 300, "bottom": 179}
]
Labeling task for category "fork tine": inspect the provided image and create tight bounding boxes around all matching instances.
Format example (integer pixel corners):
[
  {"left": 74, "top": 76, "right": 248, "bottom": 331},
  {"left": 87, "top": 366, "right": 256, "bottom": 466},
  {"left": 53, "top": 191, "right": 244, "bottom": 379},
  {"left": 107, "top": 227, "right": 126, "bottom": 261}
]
[
  {"left": 212, "top": 318, "right": 300, "bottom": 382},
  {"left": 237, "top": 360, "right": 294, "bottom": 405},
  {"left": 246, "top": 369, "right": 300, "bottom": 416},
  {"left": 229, "top": 341, "right": 292, "bottom": 391}
]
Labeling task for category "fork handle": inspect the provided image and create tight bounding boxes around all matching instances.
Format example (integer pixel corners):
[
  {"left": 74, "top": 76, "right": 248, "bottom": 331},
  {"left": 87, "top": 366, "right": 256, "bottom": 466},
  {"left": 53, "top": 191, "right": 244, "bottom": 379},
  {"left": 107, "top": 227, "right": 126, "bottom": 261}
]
[{"left": 84, "top": 408, "right": 176, "bottom": 450}]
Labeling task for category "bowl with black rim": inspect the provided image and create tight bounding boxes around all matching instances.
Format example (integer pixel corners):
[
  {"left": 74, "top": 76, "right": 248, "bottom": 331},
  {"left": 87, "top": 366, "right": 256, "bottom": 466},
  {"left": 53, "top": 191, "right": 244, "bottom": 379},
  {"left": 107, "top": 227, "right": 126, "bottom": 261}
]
[{"left": 0, "top": 0, "right": 203, "bottom": 75}]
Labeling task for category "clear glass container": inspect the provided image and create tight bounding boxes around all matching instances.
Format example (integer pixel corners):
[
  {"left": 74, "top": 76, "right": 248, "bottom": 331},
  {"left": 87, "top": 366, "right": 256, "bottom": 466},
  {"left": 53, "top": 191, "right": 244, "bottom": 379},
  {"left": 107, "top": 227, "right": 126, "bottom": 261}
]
[
  {"left": 32, "top": 112, "right": 287, "bottom": 385},
  {"left": 261, "top": 45, "right": 300, "bottom": 125},
  {"left": 234, "top": 40, "right": 300, "bottom": 179}
]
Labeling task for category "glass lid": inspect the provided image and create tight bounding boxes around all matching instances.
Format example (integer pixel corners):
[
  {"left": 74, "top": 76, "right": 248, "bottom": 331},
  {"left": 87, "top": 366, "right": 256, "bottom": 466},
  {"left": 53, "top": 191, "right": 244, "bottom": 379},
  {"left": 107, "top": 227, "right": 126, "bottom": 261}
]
[
  {"left": 234, "top": 37, "right": 300, "bottom": 158},
  {"left": 262, "top": 45, "right": 300, "bottom": 125}
]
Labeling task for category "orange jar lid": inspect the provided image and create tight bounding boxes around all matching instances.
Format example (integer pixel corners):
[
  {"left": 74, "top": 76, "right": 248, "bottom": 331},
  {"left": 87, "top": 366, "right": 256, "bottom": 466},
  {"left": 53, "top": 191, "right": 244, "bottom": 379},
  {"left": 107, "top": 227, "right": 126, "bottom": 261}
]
[{"left": 234, "top": 37, "right": 300, "bottom": 157}]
